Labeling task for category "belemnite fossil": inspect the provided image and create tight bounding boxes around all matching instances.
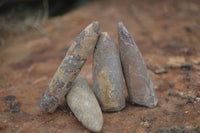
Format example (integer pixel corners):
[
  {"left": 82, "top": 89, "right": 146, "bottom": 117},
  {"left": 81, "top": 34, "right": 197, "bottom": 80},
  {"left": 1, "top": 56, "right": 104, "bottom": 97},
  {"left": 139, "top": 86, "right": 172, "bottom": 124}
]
[
  {"left": 66, "top": 75, "right": 103, "bottom": 132},
  {"left": 118, "top": 22, "right": 158, "bottom": 108},
  {"left": 40, "top": 21, "right": 158, "bottom": 132},
  {"left": 40, "top": 21, "right": 100, "bottom": 113},
  {"left": 93, "top": 32, "right": 126, "bottom": 112}
]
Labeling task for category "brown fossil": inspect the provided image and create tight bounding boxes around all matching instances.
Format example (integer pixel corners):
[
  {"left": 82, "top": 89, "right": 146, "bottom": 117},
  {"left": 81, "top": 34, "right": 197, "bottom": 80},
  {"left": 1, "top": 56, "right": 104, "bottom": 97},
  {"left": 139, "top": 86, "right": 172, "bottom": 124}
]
[
  {"left": 118, "top": 22, "right": 158, "bottom": 108},
  {"left": 40, "top": 21, "right": 100, "bottom": 113},
  {"left": 93, "top": 32, "right": 126, "bottom": 112},
  {"left": 66, "top": 75, "right": 103, "bottom": 132}
]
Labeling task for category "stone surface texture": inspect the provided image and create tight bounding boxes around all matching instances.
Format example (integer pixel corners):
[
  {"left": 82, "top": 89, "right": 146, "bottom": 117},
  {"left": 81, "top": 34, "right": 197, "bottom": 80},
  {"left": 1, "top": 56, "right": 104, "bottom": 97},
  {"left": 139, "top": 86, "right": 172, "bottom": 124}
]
[
  {"left": 118, "top": 22, "right": 158, "bottom": 108},
  {"left": 40, "top": 21, "right": 100, "bottom": 113},
  {"left": 93, "top": 32, "right": 125, "bottom": 112},
  {"left": 66, "top": 75, "right": 103, "bottom": 132}
]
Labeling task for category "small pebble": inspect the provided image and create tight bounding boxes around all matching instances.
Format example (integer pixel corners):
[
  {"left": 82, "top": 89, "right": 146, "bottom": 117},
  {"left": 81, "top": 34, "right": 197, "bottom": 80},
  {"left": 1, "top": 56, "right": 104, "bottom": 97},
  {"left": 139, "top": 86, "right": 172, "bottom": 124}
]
[
  {"left": 167, "top": 57, "right": 186, "bottom": 68},
  {"left": 66, "top": 75, "right": 103, "bottom": 132}
]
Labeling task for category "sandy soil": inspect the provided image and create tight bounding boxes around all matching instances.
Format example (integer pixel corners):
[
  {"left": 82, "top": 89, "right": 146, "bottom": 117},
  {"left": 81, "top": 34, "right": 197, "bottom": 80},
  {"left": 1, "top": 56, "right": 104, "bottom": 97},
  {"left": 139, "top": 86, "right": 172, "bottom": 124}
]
[{"left": 0, "top": 0, "right": 200, "bottom": 132}]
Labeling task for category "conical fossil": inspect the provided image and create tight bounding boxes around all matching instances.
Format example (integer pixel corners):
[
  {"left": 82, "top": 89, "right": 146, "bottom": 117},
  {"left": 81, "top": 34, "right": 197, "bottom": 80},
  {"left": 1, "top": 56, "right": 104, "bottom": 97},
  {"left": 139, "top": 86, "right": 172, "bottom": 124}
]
[
  {"left": 93, "top": 32, "right": 126, "bottom": 112},
  {"left": 66, "top": 75, "right": 103, "bottom": 132},
  {"left": 40, "top": 21, "right": 100, "bottom": 113},
  {"left": 118, "top": 22, "right": 158, "bottom": 108}
]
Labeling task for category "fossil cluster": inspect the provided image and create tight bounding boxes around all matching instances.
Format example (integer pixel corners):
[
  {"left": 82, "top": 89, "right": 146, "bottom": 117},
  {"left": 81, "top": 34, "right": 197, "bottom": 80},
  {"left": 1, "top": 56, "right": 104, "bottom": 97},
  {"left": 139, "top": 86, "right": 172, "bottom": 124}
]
[{"left": 40, "top": 21, "right": 158, "bottom": 132}]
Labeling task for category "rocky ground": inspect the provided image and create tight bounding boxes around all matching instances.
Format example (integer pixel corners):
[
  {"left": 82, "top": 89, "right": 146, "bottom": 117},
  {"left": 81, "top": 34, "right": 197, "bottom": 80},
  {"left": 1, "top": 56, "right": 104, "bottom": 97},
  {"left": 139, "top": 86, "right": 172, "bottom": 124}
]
[{"left": 0, "top": 0, "right": 200, "bottom": 132}]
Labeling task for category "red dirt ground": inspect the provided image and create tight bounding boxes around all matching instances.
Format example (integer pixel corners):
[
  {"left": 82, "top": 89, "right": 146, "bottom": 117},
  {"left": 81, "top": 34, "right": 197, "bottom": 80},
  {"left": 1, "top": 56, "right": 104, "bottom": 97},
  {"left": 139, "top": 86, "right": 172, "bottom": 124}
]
[{"left": 0, "top": 0, "right": 200, "bottom": 132}]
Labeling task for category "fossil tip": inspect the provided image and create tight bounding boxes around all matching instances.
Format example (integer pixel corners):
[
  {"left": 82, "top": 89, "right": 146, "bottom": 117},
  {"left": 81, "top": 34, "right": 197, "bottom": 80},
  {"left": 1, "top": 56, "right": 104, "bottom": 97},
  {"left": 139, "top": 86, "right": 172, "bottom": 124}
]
[{"left": 92, "top": 21, "right": 100, "bottom": 34}]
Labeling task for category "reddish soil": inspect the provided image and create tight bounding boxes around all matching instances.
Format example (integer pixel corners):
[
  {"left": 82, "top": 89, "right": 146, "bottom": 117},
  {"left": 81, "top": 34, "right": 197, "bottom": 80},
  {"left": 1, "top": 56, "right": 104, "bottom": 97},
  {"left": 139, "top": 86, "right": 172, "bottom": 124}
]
[{"left": 0, "top": 0, "right": 200, "bottom": 132}]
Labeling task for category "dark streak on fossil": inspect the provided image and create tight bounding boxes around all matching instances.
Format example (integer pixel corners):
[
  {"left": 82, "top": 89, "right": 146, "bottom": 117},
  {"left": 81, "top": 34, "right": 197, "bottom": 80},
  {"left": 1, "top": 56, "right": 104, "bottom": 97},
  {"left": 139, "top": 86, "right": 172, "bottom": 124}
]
[
  {"left": 93, "top": 32, "right": 126, "bottom": 112},
  {"left": 40, "top": 21, "right": 100, "bottom": 113},
  {"left": 118, "top": 22, "right": 158, "bottom": 108}
]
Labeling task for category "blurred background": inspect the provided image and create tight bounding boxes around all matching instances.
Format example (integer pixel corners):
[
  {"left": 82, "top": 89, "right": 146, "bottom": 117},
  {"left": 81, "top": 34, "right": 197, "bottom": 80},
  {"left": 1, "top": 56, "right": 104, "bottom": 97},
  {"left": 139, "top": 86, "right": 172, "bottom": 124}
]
[{"left": 0, "top": 0, "right": 89, "bottom": 36}]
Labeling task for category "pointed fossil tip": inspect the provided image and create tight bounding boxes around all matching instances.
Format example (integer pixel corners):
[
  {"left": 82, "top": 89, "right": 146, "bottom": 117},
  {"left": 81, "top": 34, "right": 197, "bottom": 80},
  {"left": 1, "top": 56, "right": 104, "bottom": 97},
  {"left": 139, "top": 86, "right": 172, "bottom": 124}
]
[
  {"left": 117, "top": 21, "right": 128, "bottom": 34},
  {"left": 117, "top": 21, "right": 124, "bottom": 28},
  {"left": 100, "top": 32, "right": 111, "bottom": 42},
  {"left": 117, "top": 22, "right": 127, "bottom": 33},
  {"left": 93, "top": 20, "right": 99, "bottom": 25},
  {"left": 117, "top": 22, "right": 135, "bottom": 45},
  {"left": 101, "top": 32, "right": 108, "bottom": 36},
  {"left": 92, "top": 21, "right": 100, "bottom": 34}
]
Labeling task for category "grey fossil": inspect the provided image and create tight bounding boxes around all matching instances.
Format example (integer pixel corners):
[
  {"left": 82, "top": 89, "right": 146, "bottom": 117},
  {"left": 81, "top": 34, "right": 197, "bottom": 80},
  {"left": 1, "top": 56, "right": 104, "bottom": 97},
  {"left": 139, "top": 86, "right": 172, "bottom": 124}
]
[
  {"left": 66, "top": 75, "right": 103, "bottom": 132},
  {"left": 118, "top": 22, "right": 158, "bottom": 108},
  {"left": 40, "top": 21, "right": 100, "bottom": 113},
  {"left": 93, "top": 32, "right": 126, "bottom": 112}
]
